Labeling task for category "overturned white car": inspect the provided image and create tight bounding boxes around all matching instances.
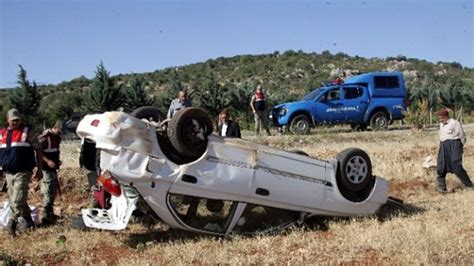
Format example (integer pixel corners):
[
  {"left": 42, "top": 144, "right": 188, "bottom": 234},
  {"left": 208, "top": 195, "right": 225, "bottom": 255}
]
[{"left": 76, "top": 107, "right": 389, "bottom": 235}]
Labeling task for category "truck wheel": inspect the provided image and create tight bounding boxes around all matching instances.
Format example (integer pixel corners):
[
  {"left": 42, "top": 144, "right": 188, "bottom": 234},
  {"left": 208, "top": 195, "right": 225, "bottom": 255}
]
[
  {"left": 369, "top": 111, "right": 389, "bottom": 131},
  {"left": 289, "top": 115, "right": 310, "bottom": 135},
  {"left": 131, "top": 106, "right": 165, "bottom": 126},
  {"left": 336, "top": 148, "right": 373, "bottom": 192},
  {"left": 167, "top": 108, "right": 213, "bottom": 159}
]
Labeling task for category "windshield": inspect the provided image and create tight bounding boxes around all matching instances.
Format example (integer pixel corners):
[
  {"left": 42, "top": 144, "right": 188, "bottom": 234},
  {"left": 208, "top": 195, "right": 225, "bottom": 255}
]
[{"left": 301, "top": 88, "right": 322, "bottom": 101}]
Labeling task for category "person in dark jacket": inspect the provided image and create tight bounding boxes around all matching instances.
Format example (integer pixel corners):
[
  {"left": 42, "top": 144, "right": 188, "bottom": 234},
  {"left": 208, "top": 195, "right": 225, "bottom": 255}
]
[
  {"left": 436, "top": 108, "right": 473, "bottom": 193},
  {"left": 0, "top": 109, "right": 43, "bottom": 237},
  {"left": 38, "top": 121, "right": 62, "bottom": 225},
  {"left": 217, "top": 109, "right": 241, "bottom": 138}
]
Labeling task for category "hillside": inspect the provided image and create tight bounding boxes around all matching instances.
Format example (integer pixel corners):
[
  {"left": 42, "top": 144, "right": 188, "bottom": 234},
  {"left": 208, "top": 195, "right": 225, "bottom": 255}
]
[{"left": 1, "top": 51, "right": 473, "bottom": 128}]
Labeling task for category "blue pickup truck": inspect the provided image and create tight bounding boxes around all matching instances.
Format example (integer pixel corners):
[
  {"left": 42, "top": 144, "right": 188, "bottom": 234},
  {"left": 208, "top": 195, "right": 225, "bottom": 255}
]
[{"left": 272, "top": 72, "right": 408, "bottom": 134}]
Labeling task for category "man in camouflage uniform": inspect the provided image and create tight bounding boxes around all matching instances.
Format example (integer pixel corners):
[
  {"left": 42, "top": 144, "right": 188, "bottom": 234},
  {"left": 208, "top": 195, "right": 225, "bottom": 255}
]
[
  {"left": 0, "top": 109, "right": 43, "bottom": 237},
  {"left": 38, "top": 121, "right": 62, "bottom": 225}
]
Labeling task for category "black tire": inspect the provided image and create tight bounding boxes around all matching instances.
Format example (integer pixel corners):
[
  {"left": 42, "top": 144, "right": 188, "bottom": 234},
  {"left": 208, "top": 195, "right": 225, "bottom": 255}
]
[
  {"left": 131, "top": 106, "right": 165, "bottom": 124},
  {"left": 289, "top": 114, "right": 311, "bottom": 135},
  {"left": 167, "top": 108, "right": 213, "bottom": 159},
  {"left": 369, "top": 111, "right": 389, "bottom": 131},
  {"left": 336, "top": 148, "right": 373, "bottom": 192}
]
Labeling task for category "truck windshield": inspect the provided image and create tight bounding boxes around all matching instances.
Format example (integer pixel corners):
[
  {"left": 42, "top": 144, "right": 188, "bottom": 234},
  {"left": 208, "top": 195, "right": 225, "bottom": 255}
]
[{"left": 301, "top": 88, "right": 322, "bottom": 101}]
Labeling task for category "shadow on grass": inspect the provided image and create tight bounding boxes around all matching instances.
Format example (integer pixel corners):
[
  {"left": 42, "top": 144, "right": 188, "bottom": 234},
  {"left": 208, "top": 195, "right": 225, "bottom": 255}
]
[{"left": 374, "top": 200, "right": 426, "bottom": 222}]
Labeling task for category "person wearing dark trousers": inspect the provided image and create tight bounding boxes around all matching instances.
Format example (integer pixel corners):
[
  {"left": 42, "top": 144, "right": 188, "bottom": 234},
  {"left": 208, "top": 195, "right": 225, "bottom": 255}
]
[
  {"left": 218, "top": 109, "right": 241, "bottom": 138},
  {"left": 436, "top": 108, "right": 473, "bottom": 193}
]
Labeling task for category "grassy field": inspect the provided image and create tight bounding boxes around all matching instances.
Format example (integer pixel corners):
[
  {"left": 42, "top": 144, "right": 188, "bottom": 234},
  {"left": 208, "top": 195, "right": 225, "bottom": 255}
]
[{"left": 1, "top": 125, "right": 473, "bottom": 264}]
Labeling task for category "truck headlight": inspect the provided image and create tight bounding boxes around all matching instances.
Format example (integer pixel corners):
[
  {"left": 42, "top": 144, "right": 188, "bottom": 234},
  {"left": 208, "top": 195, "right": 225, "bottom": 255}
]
[{"left": 278, "top": 108, "right": 288, "bottom": 116}]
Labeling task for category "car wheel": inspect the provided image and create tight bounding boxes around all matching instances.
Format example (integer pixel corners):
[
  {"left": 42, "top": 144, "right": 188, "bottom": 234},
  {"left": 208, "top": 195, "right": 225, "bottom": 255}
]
[
  {"left": 167, "top": 108, "right": 213, "bottom": 159},
  {"left": 131, "top": 106, "right": 165, "bottom": 126},
  {"left": 289, "top": 114, "right": 310, "bottom": 135},
  {"left": 369, "top": 111, "right": 389, "bottom": 131},
  {"left": 336, "top": 148, "right": 373, "bottom": 192}
]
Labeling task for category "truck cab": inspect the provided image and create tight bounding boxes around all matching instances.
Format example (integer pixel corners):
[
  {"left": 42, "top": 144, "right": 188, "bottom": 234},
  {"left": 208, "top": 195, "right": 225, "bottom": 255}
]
[{"left": 272, "top": 72, "right": 407, "bottom": 134}]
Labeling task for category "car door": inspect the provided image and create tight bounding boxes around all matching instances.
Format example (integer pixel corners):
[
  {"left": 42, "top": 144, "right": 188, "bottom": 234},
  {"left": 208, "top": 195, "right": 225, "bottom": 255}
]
[
  {"left": 340, "top": 86, "right": 369, "bottom": 123},
  {"left": 312, "top": 87, "right": 346, "bottom": 124}
]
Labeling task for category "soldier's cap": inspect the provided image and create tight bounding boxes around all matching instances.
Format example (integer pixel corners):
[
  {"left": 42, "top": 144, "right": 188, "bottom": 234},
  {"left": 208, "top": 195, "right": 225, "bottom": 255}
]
[{"left": 7, "top": 108, "right": 21, "bottom": 121}]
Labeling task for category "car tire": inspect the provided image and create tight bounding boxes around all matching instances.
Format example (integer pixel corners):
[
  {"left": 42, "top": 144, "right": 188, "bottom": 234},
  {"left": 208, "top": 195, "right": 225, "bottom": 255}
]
[
  {"left": 336, "top": 148, "right": 373, "bottom": 192},
  {"left": 167, "top": 108, "right": 213, "bottom": 159},
  {"left": 289, "top": 114, "right": 311, "bottom": 135},
  {"left": 369, "top": 111, "right": 389, "bottom": 131},
  {"left": 131, "top": 106, "right": 165, "bottom": 125}
]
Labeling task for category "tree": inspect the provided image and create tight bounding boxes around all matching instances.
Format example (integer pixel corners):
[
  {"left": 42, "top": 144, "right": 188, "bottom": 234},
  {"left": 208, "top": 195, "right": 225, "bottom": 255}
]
[
  {"left": 228, "top": 81, "right": 256, "bottom": 129},
  {"left": 123, "top": 78, "right": 156, "bottom": 112},
  {"left": 154, "top": 69, "right": 184, "bottom": 113},
  {"left": 8, "top": 65, "right": 42, "bottom": 125},
  {"left": 83, "top": 62, "right": 124, "bottom": 113},
  {"left": 194, "top": 71, "right": 232, "bottom": 118}
]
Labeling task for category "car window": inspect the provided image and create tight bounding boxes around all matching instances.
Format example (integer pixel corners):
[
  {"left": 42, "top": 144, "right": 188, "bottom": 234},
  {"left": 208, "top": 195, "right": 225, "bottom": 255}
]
[
  {"left": 301, "top": 88, "right": 322, "bottom": 101},
  {"left": 168, "top": 193, "right": 236, "bottom": 234},
  {"left": 343, "top": 87, "right": 363, "bottom": 99},
  {"left": 321, "top": 88, "right": 340, "bottom": 101},
  {"left": 374, "top": 76, "right": 399, "bottom": 89},
  {"left": 233, "top": 203, "right": 299, "bottom": 235}
]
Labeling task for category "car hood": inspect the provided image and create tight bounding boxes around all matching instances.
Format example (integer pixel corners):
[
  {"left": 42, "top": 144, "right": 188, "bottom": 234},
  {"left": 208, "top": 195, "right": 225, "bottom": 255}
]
[{"left": 274, "top": 100, "right": 313, "bottom": 110}]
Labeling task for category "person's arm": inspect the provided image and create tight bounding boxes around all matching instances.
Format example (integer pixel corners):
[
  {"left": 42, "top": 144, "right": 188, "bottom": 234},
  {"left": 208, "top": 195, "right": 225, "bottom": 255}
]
[
  {"left": 30, "top": 130, "right": 43, "bottom": 180},
  {"left": 457, "top": 121, "right": 467, "bottom": 145},
  {"left": 250, "top": 95, "right": 256, "bottom": 113},
  {"left": 167, "top": 100, "right": 175, "bottom": 119}
]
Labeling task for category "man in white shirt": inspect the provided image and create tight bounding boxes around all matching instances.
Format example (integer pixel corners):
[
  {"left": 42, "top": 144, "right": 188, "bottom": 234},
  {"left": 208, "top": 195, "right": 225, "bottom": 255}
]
[
  {"left": 167, "top": 90, "right": 192, "bottom": 119},
  {"left": 436, "top": 108, "right": 473, "bottom": 193}
]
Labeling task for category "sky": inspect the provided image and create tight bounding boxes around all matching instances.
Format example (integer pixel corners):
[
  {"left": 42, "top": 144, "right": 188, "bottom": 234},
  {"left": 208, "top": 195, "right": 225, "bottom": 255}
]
[{"left": 0, "top": 0, "right": 473, "bottom": 88}]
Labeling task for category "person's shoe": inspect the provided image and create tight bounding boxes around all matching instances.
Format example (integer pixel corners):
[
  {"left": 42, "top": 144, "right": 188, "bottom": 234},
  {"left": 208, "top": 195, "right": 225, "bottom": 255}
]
[{"left": 6, "top": 219, "right": 17, "bottom": 237}]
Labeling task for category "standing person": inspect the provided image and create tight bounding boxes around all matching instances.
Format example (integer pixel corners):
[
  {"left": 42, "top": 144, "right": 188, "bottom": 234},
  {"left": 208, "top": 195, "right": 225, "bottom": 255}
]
[
  {"left": 38, "top": 121, "right": 62, "bottom": 225},
  {"left": 218, "top": 109, "right": 241, "bottom": 138},
  {"left": 250, "top": 85, "right": 271, "bottom": 136},
  {"left": 167, "top": 90, "right": 192, "bottom": 119},
  {"left": 436, "top": 108, "right": 473, "bottom": 193},
  {"left": 0, "top": 109, "right": 43, "bottom": 237}
]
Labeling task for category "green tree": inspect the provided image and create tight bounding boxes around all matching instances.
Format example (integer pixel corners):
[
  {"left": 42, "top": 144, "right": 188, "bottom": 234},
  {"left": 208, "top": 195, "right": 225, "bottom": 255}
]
[
  {"left": 83, "top": 62, "right": 124, "bottom": 113},
  {"left": 123, "top": 78, "right": 156, "bottom": 112},
  {"left": 195, "top": 71, "right": 232, "bottom": 117},
  {"left": 8, "top": 65, "right": 42, "bottom": 125}
]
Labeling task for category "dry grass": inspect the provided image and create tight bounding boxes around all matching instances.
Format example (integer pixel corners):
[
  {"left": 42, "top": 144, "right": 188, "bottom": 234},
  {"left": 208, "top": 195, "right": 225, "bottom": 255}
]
[{"left": 1, "top": 125, "right": 473, "bottom": 264}]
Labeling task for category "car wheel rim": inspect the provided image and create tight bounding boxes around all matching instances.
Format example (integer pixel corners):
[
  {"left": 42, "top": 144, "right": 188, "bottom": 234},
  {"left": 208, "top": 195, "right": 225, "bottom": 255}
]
[
  {"left": 345, "top": 156, "right": 368, "bottom": 184},
  {"left": 294, "top": 120, "right": 308, "bottom": 132},
  {"left": 375, "top": 116, "right": 386, "bottom": 128}
]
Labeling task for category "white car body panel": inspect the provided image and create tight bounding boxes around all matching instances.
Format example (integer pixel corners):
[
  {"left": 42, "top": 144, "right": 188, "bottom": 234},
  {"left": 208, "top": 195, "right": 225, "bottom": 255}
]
[{"left": 77, "top": 112, "right": 389, "bottom": 235}]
